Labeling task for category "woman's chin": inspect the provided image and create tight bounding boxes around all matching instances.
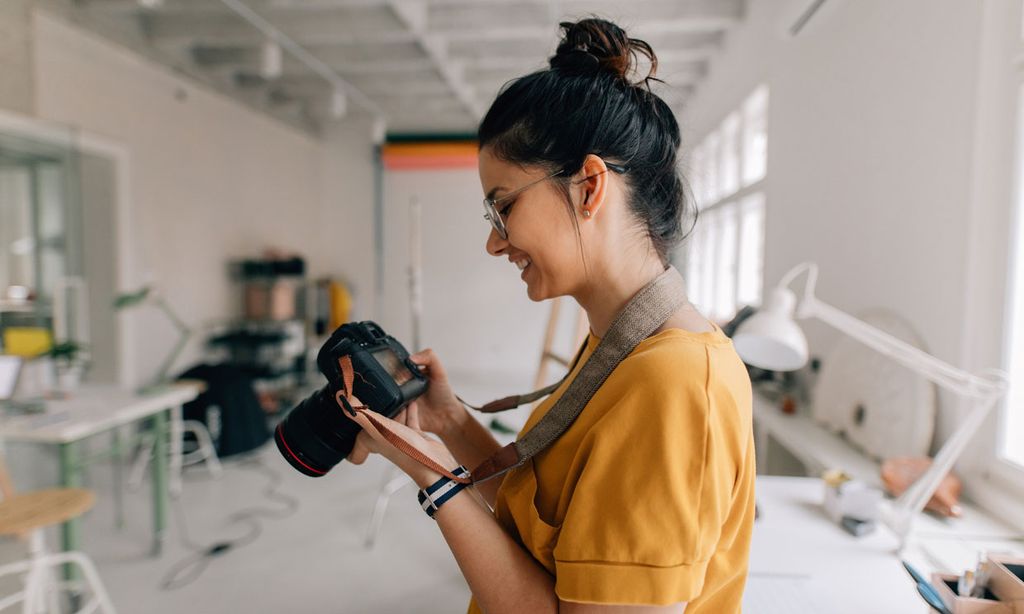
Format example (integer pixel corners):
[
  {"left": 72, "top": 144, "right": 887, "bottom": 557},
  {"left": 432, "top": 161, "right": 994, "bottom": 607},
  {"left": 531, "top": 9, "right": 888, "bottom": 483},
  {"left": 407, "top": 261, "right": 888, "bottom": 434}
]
[
  {"left": 525, "top": 283, "right": 545, "bottom": 302},
  {"left": 524, "top": 276, "right": 548, "bottom": 302}
]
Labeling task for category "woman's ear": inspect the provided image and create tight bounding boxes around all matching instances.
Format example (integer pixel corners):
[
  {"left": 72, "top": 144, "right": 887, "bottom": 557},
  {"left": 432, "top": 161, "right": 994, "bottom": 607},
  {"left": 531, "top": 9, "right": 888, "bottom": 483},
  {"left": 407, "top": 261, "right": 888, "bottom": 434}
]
[{"left": 576, "top": 154, "right": 608, "bottom": 218}]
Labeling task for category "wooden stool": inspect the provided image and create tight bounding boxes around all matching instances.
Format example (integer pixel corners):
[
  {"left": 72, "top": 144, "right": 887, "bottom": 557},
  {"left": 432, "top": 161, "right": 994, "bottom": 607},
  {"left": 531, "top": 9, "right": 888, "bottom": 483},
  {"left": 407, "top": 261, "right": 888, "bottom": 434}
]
[{"left": 0, "top": 488, "right": 117, "bottom": 613}]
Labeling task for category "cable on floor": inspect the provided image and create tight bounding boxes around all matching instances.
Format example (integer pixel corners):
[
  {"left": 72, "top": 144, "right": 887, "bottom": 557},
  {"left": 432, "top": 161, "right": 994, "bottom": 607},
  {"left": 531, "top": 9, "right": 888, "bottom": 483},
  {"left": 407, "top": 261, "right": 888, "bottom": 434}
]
[{"left": 160, "top": 453, "right": 299, "bottom": 590}]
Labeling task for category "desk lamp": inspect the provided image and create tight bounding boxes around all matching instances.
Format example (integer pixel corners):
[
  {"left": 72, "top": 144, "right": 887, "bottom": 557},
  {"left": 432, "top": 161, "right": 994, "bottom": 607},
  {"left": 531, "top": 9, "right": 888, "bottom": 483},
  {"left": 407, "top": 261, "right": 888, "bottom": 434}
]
[
  {"left": 732, "top": 262, "right": 1008, "bottom": 550},
  {"left": 114, "top": 286, "right": 191, "bottom": 392}
]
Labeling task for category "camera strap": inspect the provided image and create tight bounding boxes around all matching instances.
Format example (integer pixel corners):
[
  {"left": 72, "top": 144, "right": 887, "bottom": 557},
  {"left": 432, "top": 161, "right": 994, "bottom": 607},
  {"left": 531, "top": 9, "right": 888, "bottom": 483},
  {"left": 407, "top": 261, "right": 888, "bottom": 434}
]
[
  {"left": 470, "top": 265, "right": 686, "bottom": 483},
  {"left": 335, "top": 265, "right": 687, "bottom": 487}
]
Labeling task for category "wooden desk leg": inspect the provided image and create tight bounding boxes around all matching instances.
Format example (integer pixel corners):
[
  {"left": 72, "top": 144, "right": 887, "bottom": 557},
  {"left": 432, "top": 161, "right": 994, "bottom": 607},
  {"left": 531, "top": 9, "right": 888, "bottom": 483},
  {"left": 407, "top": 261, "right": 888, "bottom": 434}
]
[
  {"left": 58, "top": 440, "right": 82, "bottom": 581},
  {"left": 151, "top": 409, "right": 169, "bottom": 556}
]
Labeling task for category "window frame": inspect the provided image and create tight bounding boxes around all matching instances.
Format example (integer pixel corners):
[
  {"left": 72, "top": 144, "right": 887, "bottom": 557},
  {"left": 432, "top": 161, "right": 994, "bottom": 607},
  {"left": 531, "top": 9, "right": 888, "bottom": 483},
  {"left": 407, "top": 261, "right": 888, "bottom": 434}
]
[
  {"left": 992, "top": 81, "right": 1024, "bottom": 498},
  {"left": 984, "top": 3, "right": 1024, "bottom": 506}
]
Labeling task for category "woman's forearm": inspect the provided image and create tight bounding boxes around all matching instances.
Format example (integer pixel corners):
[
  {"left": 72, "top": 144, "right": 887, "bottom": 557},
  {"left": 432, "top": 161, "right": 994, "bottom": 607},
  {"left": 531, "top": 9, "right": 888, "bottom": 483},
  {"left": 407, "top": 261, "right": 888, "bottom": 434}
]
[
  {"left": 440, "top": 411, "right": 506, "bottom": 506},
  {"left": 430, "top": 486, "right": 557, "bottom": 614}
]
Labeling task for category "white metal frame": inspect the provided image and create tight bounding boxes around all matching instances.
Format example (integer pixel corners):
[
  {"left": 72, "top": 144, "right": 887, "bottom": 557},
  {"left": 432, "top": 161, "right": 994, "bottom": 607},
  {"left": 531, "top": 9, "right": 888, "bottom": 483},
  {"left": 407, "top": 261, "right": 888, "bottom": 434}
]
[
  {"left": 128, "top": 408, "right": 222, "bottom": 497},
  {"left": 0, "top": 529, "right": 116, "bottom": 614}
]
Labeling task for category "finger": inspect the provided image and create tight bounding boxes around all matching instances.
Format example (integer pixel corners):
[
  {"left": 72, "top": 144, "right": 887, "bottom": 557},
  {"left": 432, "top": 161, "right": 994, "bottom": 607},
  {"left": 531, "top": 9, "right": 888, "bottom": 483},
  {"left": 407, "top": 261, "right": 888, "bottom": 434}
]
[
  {"left": 406, "top": 401, "right": 422, "bottom": 431},
  {"left": 344, "top": 407, "right": 384, "bottom": 441},
  {"left": 347, "top": 434, "right": 371, "bottom": 464},
  {"left": 409, "top": 348, "right": 447, "bottom": 378},
  {"left": 393, "top": 409, "right": 408, "bottom": 426}
]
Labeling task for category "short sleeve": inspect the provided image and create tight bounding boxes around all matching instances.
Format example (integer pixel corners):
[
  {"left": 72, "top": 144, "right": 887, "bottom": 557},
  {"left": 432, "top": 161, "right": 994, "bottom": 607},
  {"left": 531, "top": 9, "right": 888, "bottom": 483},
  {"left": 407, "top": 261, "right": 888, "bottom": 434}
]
[{"left": 551, "top": 347, "right": 735, "bottom": 606}]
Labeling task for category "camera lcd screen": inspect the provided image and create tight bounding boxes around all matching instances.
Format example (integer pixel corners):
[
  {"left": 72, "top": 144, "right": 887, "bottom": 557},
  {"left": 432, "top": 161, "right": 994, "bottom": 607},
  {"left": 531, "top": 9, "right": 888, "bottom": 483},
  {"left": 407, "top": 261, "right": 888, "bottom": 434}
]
[{"left": 371, "top": 348, "right": 413, "bottom": 386}]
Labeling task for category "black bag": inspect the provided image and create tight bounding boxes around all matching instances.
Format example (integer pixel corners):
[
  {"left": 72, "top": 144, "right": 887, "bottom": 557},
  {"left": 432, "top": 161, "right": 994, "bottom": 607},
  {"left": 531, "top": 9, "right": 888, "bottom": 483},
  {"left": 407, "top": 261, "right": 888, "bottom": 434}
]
[{"left": 178, "top": 363, "right": 270, "bottom": 457}]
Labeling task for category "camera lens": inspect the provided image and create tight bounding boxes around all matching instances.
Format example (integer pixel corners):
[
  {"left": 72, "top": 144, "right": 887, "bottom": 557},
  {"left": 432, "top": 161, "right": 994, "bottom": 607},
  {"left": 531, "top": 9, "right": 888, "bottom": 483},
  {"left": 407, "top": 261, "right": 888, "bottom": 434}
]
[{"left": 274, "top": 387, "right": 363, "bottom": 477}]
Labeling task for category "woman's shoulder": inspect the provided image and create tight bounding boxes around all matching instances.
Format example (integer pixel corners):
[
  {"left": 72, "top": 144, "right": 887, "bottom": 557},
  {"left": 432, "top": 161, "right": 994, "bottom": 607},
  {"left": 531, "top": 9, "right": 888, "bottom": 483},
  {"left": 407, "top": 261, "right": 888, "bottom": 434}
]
[
  {"left": 616, "top": 325, "right": 733, "bottom": 377},
  {"left": 587, "top": 325, "right": 748, "bottom": 420}
]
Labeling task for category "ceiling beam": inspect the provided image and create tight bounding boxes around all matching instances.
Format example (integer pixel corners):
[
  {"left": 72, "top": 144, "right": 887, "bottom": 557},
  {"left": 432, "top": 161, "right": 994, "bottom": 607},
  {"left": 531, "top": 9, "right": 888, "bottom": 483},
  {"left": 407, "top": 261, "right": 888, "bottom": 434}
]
[
  {"left": 142, "top": 12, "right": 736, "bottom": 47},
  {"left": 263, "top": 0, "right": 740, "bottom": 12},
  {"left": 386, "top": 0, "right": 483, "bottom": 120},
  {"left": 35, "top": 0, "right": 324, "bottom": 135}
]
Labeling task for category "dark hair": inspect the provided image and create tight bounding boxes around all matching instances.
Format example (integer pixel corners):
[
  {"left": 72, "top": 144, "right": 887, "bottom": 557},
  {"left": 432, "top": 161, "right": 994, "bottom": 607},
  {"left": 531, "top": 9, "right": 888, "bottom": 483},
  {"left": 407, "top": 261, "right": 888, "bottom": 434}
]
[{"left": 477, "top": 18, "right": 693, "bottom": 264}]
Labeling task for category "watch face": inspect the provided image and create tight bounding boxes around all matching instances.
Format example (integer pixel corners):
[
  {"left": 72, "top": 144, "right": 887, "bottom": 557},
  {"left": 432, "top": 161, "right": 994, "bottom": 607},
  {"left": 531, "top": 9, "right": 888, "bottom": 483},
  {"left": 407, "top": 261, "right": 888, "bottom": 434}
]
[{"left": 371, "top": 347, "right": 413, "bottom": 386}]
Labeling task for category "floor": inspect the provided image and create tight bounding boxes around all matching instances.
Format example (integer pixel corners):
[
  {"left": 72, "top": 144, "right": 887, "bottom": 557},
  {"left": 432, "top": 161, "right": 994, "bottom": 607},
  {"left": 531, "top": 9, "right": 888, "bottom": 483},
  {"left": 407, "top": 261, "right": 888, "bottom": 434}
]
[{"left": 1, "top": 443, "right": 473, "bottom": 614}]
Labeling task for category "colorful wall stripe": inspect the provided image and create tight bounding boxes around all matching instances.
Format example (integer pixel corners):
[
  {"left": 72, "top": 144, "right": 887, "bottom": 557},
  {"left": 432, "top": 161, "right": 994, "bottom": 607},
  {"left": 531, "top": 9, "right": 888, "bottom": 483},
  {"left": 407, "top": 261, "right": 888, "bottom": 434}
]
[{"left": 380, "top": 141, "right": 478, "bottom": 170}]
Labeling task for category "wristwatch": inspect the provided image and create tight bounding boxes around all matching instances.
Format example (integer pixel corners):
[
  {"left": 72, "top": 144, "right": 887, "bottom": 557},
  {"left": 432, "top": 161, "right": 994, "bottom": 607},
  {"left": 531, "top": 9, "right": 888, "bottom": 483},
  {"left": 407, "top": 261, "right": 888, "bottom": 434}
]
[{"left": 417, "top": 466, "right": 471, "bottom": 518}]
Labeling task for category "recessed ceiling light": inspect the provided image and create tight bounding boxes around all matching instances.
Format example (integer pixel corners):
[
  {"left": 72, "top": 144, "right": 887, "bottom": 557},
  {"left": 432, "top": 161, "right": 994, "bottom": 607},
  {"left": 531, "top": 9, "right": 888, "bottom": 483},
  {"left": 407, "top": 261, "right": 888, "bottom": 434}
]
[
  {"left": 330, "top": 88, "right": 348, "bottom": 119},
  {"left": 260, "top": 40, "right": 283, "bottom": 80}
]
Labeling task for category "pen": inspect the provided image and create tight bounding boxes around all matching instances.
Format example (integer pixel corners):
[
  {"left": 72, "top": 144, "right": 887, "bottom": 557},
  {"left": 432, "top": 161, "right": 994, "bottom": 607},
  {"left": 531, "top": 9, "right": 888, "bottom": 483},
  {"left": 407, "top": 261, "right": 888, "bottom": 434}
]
[{"left": 901, "top": 560, "right": 953, "bottom": 614}]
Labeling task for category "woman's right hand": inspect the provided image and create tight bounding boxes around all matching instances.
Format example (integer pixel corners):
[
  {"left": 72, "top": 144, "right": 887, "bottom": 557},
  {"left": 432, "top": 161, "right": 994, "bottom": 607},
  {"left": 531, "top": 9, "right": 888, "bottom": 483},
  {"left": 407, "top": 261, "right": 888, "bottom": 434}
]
[{"left": 408, "top": 348, "right": 469, "bottom": 438}]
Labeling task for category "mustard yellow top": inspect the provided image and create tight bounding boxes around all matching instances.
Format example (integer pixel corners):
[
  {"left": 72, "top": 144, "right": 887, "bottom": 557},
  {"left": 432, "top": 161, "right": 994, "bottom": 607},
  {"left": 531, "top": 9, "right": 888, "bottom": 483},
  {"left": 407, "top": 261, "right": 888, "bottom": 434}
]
[{"left": 467, "top": 325, "right": 756, "bottom": 613}]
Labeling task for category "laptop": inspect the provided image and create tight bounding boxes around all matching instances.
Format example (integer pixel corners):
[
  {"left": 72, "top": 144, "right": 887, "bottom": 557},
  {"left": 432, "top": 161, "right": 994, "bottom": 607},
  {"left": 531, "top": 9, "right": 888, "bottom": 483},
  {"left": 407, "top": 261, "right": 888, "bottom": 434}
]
[{"left": 0, "top": 355, "right": 21, "bottom": 403}]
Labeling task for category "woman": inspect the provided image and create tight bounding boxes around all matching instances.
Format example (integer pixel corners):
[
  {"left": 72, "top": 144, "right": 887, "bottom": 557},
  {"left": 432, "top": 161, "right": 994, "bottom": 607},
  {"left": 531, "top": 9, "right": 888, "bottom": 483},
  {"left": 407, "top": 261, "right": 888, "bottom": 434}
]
[{"left": 345, "top": 18, "right": 756, "bottom": 614}]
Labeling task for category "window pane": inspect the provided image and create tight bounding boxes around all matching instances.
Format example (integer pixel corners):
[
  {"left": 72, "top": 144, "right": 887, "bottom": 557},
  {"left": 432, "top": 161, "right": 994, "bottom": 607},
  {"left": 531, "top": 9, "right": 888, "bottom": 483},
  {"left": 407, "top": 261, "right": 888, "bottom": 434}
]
[
  {"left": 738, "top": 193, "right": 766, "bottom": 307},
  {"left": 742, "top": 85, "right": 769, "bottom": 186},
  {"left": 689, "top": 142, "right": 705, "bottom": 211},
  {"left": 698, "top": 209, "right": 718, "bottom": 316},
  {"left": 1001, "top": 83, "right": 1024, "bottom": 468},
  {"left": 704, "top": 133, "right": 721, "bottom": 207},
  {"left": 714, "top": 204, "right": 738, "bottom": 320},
  {"left": 685, "top": 228, "right": 703, "bottom": 307},
  {"left": 720, "top": 113, "right": 741, "bottom": 197}
]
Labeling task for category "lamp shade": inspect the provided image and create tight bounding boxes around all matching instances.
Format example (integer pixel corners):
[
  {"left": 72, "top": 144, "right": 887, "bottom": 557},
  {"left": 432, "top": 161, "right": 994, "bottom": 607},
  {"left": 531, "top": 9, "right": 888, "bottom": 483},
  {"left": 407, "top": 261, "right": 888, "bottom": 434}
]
[{"left": 732, "top": 287, "right": 809, "bottom": 371}]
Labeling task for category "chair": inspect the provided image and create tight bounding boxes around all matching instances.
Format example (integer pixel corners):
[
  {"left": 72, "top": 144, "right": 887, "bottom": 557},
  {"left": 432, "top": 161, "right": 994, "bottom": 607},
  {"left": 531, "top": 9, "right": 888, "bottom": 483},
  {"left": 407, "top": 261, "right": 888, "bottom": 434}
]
[
  {"left": 127, "top": 416, "right": 222, "bottom": 496},
  {"left": 126, "top": 379, "right": 222, "bottom": 497},
  {"left": 0, "top": 458, "right": 116, "bottom": 613}
]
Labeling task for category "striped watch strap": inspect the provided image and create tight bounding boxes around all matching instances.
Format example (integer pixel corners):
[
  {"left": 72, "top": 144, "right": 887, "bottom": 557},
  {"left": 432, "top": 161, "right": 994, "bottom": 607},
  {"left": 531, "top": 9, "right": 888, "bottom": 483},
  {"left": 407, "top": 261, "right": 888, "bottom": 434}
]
[{"left": 417, "top": 465, "right": 471, "bottom": 518}]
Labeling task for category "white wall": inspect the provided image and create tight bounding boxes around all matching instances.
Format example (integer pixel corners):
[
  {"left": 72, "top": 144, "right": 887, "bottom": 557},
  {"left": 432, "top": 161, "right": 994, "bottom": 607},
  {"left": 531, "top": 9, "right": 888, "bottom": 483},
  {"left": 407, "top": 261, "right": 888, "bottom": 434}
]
[
  {"left": 379, "top": 167, "right": 557, "bottom": 404},
  {"left": 30, "top": 11, "right": 376, "bottom": 386},
  {"left": 0, "top": 0, "right": 34, "bottom": 115},
  {"left": 682, "top": 0, "right": 1019, "bottom": 473}
]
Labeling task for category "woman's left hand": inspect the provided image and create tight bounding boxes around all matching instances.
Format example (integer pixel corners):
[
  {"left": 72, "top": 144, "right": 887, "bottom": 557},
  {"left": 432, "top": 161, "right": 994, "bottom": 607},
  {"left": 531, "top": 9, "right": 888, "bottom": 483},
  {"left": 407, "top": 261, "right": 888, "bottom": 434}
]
[{"left": 344, "top": 400, "right": 459, "bottom": 488}]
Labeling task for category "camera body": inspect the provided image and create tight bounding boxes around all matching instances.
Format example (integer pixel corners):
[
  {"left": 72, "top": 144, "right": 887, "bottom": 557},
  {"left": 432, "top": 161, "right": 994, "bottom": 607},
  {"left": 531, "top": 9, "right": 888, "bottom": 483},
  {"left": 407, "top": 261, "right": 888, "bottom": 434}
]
[{"left": 275, "top": 320, "right": 427, "bottom": 477}]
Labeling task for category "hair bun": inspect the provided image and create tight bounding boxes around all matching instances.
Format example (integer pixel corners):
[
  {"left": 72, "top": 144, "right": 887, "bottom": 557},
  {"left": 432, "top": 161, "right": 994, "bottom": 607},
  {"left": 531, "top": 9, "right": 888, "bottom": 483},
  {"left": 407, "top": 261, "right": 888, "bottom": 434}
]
[{"left": 549, "top": 18, "right": 659, "bottom": 88}]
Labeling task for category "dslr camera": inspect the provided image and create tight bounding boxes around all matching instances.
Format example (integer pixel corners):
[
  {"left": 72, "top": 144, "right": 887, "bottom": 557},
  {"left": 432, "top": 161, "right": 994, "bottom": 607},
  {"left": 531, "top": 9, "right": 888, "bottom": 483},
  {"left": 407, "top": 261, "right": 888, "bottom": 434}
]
[{"left": 275, "top": 321, "right": 428, "bottom": 477}]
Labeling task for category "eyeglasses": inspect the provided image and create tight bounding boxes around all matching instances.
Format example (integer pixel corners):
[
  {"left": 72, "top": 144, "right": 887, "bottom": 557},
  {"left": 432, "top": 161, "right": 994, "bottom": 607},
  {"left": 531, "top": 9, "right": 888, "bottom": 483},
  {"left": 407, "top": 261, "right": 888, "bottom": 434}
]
[{"left": 482, "top": 162, "right": 627, "bottom": 240}]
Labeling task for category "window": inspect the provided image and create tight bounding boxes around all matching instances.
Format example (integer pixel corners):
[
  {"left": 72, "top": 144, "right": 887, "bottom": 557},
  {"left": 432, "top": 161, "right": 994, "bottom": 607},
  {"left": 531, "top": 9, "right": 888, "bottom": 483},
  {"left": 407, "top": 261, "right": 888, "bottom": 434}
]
[
  {"left": 742, "top": 87, "right": 769, "bottom": 185},
  {"left": 737, "top": 193, "right": 766, "bottom": 307},
  {"left": 684, "top": 86, "right": 769, "bottom": 321},
  {"left": 1002, "top": 97, "right": 1024, "bottom": 469},
  {"left": 997, "top": 12, "right": 1024, "bottom": 480}
]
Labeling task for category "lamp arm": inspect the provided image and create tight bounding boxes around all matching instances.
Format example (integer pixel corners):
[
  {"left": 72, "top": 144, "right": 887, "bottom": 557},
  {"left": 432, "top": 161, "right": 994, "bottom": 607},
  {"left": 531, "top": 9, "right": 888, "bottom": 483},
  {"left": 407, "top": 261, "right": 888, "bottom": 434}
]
[
  {"left": 771, "top": 262, "right": 1009, "bottom": 548},
  {"left": 802, "top": 297, "right": 1005, "bottom": 397},
  {"left": 797, "top": 295, "right": 1007, "bottom": 549},
  {"left": 889, "top": 391, "right": 1004, "bottom": 545},
  {"left": 149, "top": 328, "right": 192, "bottom": 390},
  {"left": 778, "top": 261, "right": 820, "bottom": 306},
  {"left": 153, "top": 297, "right": 191, "bottom": 334}
]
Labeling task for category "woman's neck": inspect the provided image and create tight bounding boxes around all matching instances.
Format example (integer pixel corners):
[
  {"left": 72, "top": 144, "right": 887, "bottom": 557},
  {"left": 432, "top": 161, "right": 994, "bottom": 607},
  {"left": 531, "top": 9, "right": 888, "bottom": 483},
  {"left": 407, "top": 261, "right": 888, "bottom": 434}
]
[{"left": 573, "top": 255, "right": 668, "bottom": 338}]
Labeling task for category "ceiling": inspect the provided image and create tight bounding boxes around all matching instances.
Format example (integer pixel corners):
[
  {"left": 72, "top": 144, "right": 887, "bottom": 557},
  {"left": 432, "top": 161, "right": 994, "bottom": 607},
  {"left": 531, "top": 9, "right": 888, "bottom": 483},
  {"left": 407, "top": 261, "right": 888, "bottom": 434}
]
[{"left": 42, "top": 0, "right": 746, "bottom": 137}]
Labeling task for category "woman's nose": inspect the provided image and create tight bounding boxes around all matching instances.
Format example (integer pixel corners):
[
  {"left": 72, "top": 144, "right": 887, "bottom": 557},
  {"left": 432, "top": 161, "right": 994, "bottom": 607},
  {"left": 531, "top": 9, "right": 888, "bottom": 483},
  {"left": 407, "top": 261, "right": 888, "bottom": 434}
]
[{"left": 485, "top": 226, "right": 508, "bottom": 257}]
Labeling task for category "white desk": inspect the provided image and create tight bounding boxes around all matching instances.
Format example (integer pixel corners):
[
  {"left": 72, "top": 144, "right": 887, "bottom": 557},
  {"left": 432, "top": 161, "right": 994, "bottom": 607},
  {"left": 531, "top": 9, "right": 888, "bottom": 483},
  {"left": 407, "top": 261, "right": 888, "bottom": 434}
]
[
  {"left": 0, "top": 383, "right": 201, "bottom": 556},
  {"left": 750, "top": 476, "right": 933, "bottom": 613}
]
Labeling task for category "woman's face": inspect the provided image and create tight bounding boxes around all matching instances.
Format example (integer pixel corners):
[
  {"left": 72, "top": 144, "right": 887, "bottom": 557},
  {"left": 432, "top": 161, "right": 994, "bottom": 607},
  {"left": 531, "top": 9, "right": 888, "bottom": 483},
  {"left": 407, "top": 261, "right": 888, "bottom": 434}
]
[{"left": 478, "top": 147, "right": 585, "bottom": 301}]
